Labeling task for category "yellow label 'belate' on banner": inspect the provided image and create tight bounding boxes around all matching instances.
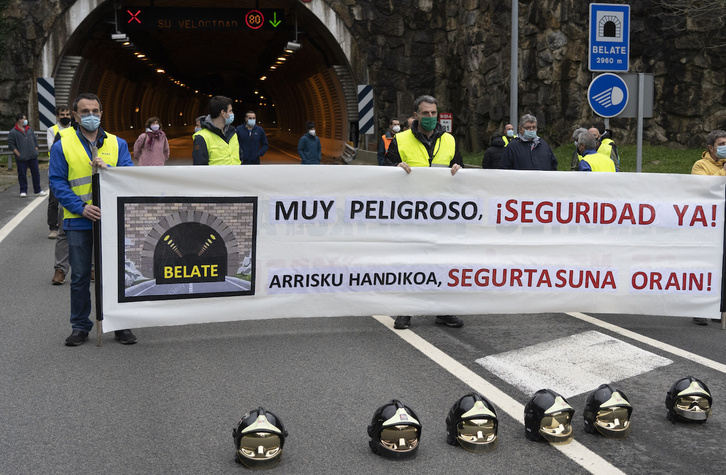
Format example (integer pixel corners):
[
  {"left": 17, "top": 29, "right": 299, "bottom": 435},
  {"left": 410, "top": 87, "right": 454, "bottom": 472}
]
[{"left": 98, "top": 165, "right": 726, "bottom": 332}]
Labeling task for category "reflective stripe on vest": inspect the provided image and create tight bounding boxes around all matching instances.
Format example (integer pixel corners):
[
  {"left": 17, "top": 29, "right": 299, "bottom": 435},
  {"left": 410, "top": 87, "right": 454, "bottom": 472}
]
[
  {"left": 61, "top": 131, "right": 119, "bottom": 219},
  {"left": 194, "top": 128, "right": 240, "bottom": 165},
  {"left": 581, "top": 152, "right": 616, "bottom": 172},
  {"left": 381, "top": 134, "right": 393, "bottom": 152},
  {"left": 395, "top": 129, "right": 456, "bottom": 167}
]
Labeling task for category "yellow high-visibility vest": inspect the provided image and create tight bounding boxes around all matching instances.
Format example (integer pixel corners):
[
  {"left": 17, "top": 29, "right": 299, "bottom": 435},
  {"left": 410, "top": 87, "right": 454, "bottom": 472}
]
[
  {"left": 60, "top": 131, "right": 119, "bottom": 219},
  {"left": 396, "top": 130, "right": 456, "bottom": 167},
  {"left": 194, "top": 128, "right": 240, "bottom": 165}
]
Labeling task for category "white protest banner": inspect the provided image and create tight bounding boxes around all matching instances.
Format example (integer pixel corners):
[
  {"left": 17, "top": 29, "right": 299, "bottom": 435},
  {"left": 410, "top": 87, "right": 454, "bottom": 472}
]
[{"left": 98, "top": 166, "right": 725, "bottom": 332}]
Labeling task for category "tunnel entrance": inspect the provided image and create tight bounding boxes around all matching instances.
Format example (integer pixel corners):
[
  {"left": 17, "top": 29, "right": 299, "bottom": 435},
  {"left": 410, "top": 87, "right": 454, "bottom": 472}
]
[
  {"left": 40, "top": 0, "right": 358, "bottom": 157},
  {"left": 153, "top": 223, "right": 227, "bottom": 284}
]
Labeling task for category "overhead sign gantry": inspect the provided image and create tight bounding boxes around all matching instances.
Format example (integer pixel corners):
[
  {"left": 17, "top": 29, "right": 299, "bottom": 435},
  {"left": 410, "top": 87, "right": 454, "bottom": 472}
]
[{"left": 123, "top": 7, "right": 285, "bottom": 31}]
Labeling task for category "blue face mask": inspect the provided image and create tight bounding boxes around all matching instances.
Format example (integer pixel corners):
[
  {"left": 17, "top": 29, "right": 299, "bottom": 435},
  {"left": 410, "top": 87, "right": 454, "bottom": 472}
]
[
  {"left": 22, "top": 119, "right": 28, "bottom": 126},
  {"left": 247, "top": 119, "right": 256, "bottom": 127},
  {"left": 506, "top": 129, "right": 514, "bottom": 138},
  {"left": 716, "top": 145, "right": 726, "bottom": 159},
  {"left": 523, "top": 129, "right": 537, "bottom": 141},
  {"left": 79, "top": 113, "right": 101, "bottom": 132},
  {"left": 225, "top": 113, "right": 234, "bottom": 126}
]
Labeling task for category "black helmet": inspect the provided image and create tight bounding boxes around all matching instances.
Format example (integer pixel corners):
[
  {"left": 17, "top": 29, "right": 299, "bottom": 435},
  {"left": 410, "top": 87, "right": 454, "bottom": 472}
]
[
  {"left": 665, "top": 376, "right": 712, "bottom": 423},
  {"left": 232, "top": 407, "right": 288, "bottom": 469},
  {"left": 524, "top": 389, "right": 575, "bottom": 444},
  {"left": 445, "top": 392, "right": 498, "bottom": 453},
  {"left": 583, "top": 384, "right": 632, "bottom": 439},
  {"left": 367, "top": 399, "right": 421, "bottom": 460}
]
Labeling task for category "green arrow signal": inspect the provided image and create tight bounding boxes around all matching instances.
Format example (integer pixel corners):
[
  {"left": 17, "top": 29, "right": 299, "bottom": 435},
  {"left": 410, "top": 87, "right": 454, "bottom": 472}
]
[{"left": 269, "top": 12, "right": 281, "bottom": 28}]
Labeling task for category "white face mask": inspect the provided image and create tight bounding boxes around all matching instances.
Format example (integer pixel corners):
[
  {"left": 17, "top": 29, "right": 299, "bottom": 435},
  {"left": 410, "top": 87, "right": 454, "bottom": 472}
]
[
  {"left": 309, "top": 129, "right": 316, "bottom": 136},
  {"left": 506, "top": 129, "right": 514, "bottom": 137},
  {"left": 392, "top": 125, "right": 401, "bottom": 133},
  {"left": 150, "top": 124, "right": 160, "bottom": 131}
]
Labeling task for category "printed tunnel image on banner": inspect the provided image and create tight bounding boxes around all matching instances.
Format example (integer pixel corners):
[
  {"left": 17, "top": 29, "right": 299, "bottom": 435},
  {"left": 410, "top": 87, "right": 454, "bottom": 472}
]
[
  {"left": 153, "top": 223, "right": 227, "bottom": 284},
  {"left": 118, "top": 197, "right": 257, "bottom": 302}
]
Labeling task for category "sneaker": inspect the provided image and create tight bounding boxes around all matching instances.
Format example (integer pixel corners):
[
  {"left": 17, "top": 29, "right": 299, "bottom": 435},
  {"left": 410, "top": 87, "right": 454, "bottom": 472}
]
[
  {"left": 114, "top": 329, "right": 137, "bottom": 345},
  {"left": 435, "top": 315, "right": 464, "bottom": 328},
  {"left": 65, "top": 329, "right": 89, "bottom": 346},
  {"left": 52, "top": 269, "right": 65, "bottom": 285},
  {"left": 48, "top": 229, "right": 58, "bottom": 239},
  {"left": 393, "top": 315, "right": 412, "bottom": 330},
  {"left": 37, "top": 190, "right": 48, "bottom": 196},
  {"left": 20, "top": 192, "right": 27, "bottom": 197},
  {"left": 90, "top": 269, "right": 95, "bottom": 283},
  {"left": 692, "top": 317, "right": 708, "bottom": 326}
]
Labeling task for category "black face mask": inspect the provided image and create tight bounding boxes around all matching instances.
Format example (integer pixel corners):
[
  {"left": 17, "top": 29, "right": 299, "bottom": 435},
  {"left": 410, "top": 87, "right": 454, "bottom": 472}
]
[{"left": 59, "top": 117, "right": 71, "bottom": 126}]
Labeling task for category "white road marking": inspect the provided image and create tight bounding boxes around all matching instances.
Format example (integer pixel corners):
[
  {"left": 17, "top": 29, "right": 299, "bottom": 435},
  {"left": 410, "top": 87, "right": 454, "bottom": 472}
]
[
  {"left": 476, "top": 331, "right": 672, "bottom": 398},
  {"left": 372, "top": 315, "right": 626, "bottom": 475},
  {"left": 0, "top": 193, "right": 48, "bottom": 244},
  {"left": 567, "top": 312, "right": 726, "bottom": 374}
]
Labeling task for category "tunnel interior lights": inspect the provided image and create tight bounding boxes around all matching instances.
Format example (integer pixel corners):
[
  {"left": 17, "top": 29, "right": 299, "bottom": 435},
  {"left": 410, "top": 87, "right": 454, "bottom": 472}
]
[
  {"left": 285, "top": 41, "right": 302, "bottom": 51},
  {"left": 156, "top": 69, "right": 165, "bottom": 73}
]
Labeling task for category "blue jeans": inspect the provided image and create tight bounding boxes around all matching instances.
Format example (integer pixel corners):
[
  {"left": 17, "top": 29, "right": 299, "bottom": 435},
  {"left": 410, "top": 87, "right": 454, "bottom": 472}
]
[
  {"left": 66, "top": 229, "right": 94, "bottom": 332},
  {"left": 16, "top": 158, "right": 41, "bottom": 194}
]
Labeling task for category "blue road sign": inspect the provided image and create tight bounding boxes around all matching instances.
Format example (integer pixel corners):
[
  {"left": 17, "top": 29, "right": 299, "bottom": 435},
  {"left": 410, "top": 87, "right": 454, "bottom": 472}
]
[
  {"left": 589, "top": 3, "right": 630, "bottom": 72},
  {"left": 587, "top": 73, "right": 629, "bottom": 118}
]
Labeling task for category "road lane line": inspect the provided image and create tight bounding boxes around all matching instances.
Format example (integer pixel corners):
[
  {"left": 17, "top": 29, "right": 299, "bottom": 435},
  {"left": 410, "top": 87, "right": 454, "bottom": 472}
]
[
  {"left": 372, "top": 314, "right": 626, "bottom": 475},
  {"left": 0, "top": 193, "right": 48, "bottom": 244},
  {"left": 567, "top": 312, "right": 726, "bottom": 374}
]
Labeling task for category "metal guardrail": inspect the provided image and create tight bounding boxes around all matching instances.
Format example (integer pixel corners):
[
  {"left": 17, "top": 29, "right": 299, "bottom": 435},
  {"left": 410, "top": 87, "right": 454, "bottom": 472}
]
[{"left": 0, "top": 130, "right": 50, "bottom": 171}]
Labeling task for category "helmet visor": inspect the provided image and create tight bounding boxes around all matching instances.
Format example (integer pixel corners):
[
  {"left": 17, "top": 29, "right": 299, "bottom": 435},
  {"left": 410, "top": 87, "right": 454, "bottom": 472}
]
[
  {"left": 674, "top": 395, "right": 711, "bottom": 421},
  {"left": 379, "top": 425, "right": 419, "bottom": 452},
  {"left": 539, "top": 411, "right": 574, "bottom": 444},
  {"left": 237, "top": 432, "right": 283, "bottom": 469},
  {"left": 594, "top": 407, "right": 631, "bottom": 438},
  {"left": 456, "top": 419, "right": 497, "bottom": 452}
]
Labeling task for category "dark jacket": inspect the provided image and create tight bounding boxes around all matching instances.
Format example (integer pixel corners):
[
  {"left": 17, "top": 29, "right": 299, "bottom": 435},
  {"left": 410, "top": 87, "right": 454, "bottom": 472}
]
[
  {"left": 192, "top": 115, "right": 238, "bottom": 165},
  {"left": 7, "top": 125, "right": 39, "bottom": 161},
  {"left": 297, "top": 132, "right": 321, "bottom": 164},
  {"left": 482, "top": 135, "right": 506, "bottom": 169},
  {"left": 236, "top": 124, "right": 268, "bottom": 164},
  {"left": 377, "top": 130, "right": 395, "bottom": 166},
  {"left": 384, "top": 121, "right": 464, "bottom": 167},
  {"left": 500, "top": 136, "right": 557, "bottom": 171}
]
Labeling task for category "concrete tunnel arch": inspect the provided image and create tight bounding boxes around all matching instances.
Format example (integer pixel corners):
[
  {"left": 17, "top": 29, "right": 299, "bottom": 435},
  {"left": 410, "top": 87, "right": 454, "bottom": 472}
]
[{"left": 37, "top": 0, "right": 360, "bottom": 157}]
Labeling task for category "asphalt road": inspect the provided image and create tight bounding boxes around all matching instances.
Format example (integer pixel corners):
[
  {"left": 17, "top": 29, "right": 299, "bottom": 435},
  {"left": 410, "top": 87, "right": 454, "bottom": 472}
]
[{"left": 1, "top": 154, "right": 725, "bottom": 474}]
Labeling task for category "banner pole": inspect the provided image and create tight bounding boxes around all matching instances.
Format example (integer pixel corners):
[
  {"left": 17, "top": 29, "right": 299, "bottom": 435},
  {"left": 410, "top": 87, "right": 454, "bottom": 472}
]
[
  {"left": 721, "top": 185, "right": 726, "bottom": 330},
  {"left": 91, "top": 149, "right": 103, "bottom": 346}
]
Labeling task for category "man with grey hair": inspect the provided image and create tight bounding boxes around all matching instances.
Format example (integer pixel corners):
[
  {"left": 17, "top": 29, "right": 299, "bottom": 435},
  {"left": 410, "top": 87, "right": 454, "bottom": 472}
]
[
  {"left": 575, "top": 131, "right": 615, "bottom": 172},
  {"left": 384, "top": 94, "right": 464, "bottom": 330},
  {"left": 570, "top": 127, "right": 589, "bottom": 170},
  {"left": 691, "top": 129, "right": 726, "bottom": 325},
  {"left": 500, "top": 114, "right": 557, "bottom": 171}
]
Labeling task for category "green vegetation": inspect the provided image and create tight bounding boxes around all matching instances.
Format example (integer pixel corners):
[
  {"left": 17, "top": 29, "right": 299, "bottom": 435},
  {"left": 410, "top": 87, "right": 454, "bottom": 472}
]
[{"left": 462, "top": 144, "right": 704, "bottom": 174}]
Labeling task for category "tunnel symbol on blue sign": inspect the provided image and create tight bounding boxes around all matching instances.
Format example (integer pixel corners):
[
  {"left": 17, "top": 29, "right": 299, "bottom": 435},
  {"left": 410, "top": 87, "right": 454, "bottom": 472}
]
[{"left": 587, "top": 73, "right": 628, "bottom": 118}]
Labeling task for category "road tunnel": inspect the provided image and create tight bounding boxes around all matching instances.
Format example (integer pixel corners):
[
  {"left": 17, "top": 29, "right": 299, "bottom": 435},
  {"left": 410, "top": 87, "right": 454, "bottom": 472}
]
[{"left": 40, "top": 0, "right": 358, "bottom": 157}]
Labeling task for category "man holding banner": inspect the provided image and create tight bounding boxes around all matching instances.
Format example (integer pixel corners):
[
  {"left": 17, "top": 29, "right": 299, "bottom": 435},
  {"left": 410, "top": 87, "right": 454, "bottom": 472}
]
[
  {"left": 49, "top": 93, "right": 137, "bottom": 347},
  {"left": 384, "top": 94, "right": 464, "bottom": 329}
]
